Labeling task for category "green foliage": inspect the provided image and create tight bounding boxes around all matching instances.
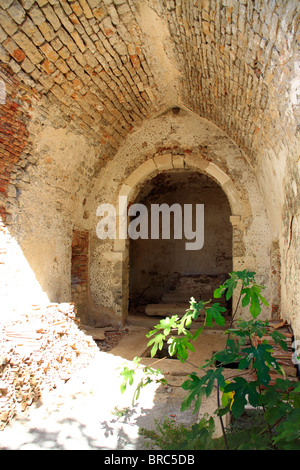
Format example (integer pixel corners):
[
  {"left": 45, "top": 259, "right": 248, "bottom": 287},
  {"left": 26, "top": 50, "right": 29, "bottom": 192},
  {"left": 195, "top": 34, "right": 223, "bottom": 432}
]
[
  {"left": 212, "top": 337, "right": 242, "bottom": 367},
  {"left": 240, "top": 343, "right": 279, "bottom": 385},
  {"left": 119, "top": 270, "right": 300, "bottom": 450},
  {"left": 273, "top": 409, "right": 300, "bottom": 449},
  {"left": 112, "top": 406, "right": 131, "bottom": 417},
  {"left": 120, "top": 365, "right": 135, "bottom": 394},
  {"left": 223, "top": 410, "right": 273, "bottom": 450},
  {"left": 223, "top": 377, "right": 259, "bottom": 418},
  {"left": 205, "top": 303, "right": 226, "bottom": 327},
  {"left": 181, "top": 369, "right": 226, "bottom": 413},
  {"left": 120, "top": 356, "right": 167, "bottom": 404},
  {"left": 258, "top": 379, "right": 300, "bottom": 449},
  {"left": 226, "top": 318, "right": 268, "bottom": 341},
  {"left": 214, "top": 270, "right": 269, "bottom": 318},
  {"left": 168, "top": 335, "right": 195, "bottom": 362},
  {"left": 139, "top": 415, "right": 217, "bottom": 450}
]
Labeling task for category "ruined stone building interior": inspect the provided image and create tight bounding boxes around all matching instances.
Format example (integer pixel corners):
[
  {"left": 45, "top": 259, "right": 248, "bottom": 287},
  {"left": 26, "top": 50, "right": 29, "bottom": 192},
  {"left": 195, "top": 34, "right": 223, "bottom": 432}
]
[{"left": 0, "top": 0, "right": 299, "bottom": 431}]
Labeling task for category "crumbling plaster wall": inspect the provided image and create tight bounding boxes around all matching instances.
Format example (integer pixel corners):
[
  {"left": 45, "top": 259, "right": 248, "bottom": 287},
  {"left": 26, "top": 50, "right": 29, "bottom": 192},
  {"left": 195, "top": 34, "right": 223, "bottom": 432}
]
[
  {"left": 269, "top": 136, "right": 299, "bottom": 339},
  {"left": 1, "top": 101, "right": 100, "bottom": 315},
  {"left": 0, "top": 0, "right": 298, "bottom": 337},
  {"left": 87, "top": 109, "right": 273, "bottom": 324},
  {"left": 254, "top": 137, "right": 300, "bottom": 337},
  {"left": 250, "top": 51, "right": 300, "bottom": 337}
]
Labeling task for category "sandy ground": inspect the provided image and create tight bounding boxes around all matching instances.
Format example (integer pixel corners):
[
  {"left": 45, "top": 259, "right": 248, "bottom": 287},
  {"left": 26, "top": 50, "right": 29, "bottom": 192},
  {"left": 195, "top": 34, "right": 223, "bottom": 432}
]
[{"left": 0, "top": 325, "right": 228, "bottom": 450}]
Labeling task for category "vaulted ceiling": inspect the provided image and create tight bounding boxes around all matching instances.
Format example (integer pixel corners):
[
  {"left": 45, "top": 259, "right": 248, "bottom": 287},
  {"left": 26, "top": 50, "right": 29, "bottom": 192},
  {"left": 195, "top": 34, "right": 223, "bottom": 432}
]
[
  {"left": 0, "top": 0, "right": 299, "bottom": 169},
  {"left": 0, "top": 0, "right": 299, "bottom": 334}
]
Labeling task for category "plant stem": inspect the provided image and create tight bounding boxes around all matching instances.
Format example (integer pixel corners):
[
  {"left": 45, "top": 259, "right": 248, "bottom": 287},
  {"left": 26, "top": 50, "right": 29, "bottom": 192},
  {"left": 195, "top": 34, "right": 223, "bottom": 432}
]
[
  {"left": 257, "top": 385, "right": 278, "bottom": 449},
  {"left": 227, "top": 287, "right": 242, "bottom": 340},
  {"left": 217, "top": 384, "right": 229, "bottom": 450},
  {"left": 176, "top": 354, "right": 200, "bottom": 370},
  {"left": 258, "top": 417, "right": 283, "bottom": 437}
]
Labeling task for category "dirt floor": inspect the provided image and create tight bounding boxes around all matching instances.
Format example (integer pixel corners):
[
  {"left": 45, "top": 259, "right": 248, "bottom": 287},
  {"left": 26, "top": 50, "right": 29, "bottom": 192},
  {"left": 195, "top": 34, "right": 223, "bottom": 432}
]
[{"left": 0, "top": 317, "right": 231, "bottom": 450}]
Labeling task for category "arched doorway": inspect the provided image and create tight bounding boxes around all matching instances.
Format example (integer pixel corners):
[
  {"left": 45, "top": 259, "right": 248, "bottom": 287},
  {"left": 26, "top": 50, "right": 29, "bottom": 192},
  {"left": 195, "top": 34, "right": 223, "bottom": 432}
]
[
  {"left": 128, "top": 170, "right": 232, "bottom": 318},
  {"left": 90, "top": 113, "right": 272, "bottom": 327}
]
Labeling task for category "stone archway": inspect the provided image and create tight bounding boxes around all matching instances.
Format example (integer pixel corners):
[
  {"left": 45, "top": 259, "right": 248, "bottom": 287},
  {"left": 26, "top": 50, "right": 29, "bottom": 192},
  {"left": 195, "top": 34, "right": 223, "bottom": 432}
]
[
  {"left": 88, "top": 111, "right": 273, "bottom": 327},
  {"left": 111, "top": 152, "right": 247, "bottom": 324}
]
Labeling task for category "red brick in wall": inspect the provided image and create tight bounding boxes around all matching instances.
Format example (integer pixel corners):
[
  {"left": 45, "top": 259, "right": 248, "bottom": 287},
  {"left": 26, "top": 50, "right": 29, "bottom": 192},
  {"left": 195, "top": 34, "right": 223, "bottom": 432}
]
[
  {"left": 71, "top": 230, "right": 89, "bottom": 288},
  {"left": 0, "top": 63, "right": 32, "bottom": 203}
]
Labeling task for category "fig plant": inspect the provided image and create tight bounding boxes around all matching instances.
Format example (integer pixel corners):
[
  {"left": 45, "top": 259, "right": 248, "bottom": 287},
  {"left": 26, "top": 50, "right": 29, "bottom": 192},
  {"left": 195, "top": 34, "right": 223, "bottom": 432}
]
[{"left": 120, "top": 270, "right": 300, "bottom": 450}]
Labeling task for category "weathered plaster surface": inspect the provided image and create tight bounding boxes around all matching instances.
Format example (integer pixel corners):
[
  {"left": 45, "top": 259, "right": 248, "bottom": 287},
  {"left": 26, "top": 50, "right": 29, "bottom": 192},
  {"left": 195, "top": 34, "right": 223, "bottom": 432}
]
[
  {"left": 87, "top": 110, "right": 272, "bottom": 323},
  {"left": 1, "top": 108, "right": 99, "bottom": 313},
  {"left": 0, "top": 0, "right": 298, "bottom": 338}
]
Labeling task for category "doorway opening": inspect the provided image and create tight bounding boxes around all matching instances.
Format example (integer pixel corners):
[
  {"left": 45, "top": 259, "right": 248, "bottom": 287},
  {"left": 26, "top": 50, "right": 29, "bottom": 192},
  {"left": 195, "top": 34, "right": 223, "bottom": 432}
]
[{"left": 128, "top": 171, "right": 233, "bottom": 321}]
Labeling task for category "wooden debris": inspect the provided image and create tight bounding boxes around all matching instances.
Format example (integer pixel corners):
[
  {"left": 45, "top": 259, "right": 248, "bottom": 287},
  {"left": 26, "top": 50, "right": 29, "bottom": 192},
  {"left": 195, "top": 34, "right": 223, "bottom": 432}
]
[{"left": 273, "top": 320, "right": 287, "bottom": 330}]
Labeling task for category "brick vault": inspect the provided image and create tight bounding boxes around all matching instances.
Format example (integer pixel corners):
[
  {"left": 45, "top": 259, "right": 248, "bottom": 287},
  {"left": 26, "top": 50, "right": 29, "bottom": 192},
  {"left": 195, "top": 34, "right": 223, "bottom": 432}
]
[{"left": 0, "top": 1, "right": 299, "bottom": 337}]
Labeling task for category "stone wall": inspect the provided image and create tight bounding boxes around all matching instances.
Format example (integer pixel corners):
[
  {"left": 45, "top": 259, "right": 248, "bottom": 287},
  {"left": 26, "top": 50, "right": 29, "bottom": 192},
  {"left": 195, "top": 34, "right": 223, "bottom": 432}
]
[
  {"left": 87, "top": 110, "right": 273, "bottom": 324},
  {"left": 0, "top": 1, "right": 298, "bottom": 337}
]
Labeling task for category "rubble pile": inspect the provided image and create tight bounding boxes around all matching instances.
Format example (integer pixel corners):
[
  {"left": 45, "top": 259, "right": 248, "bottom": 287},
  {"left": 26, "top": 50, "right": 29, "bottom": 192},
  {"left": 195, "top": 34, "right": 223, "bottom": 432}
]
[{"left": 0, "top": 303, "right": 99, "bottom": 430}]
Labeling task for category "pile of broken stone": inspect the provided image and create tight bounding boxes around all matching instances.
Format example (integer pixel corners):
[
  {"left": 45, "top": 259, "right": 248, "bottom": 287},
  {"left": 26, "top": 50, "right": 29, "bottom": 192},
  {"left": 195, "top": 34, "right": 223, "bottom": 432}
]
[{"left": 0, "top": 302, "right": 99, "bottom": 430}]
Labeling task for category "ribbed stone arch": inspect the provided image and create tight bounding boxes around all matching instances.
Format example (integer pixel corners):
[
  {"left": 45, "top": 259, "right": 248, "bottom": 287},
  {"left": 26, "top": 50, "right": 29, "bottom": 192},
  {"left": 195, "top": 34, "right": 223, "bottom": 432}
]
[
  {"left": 88, "top": 110, "right": 273, "bottom": 326},
  {"left": 114, "top": 152, "right": 244, "bottom": 249},
  {"left": 109, "top": 152, "right": 247, "bottom": 323}
]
